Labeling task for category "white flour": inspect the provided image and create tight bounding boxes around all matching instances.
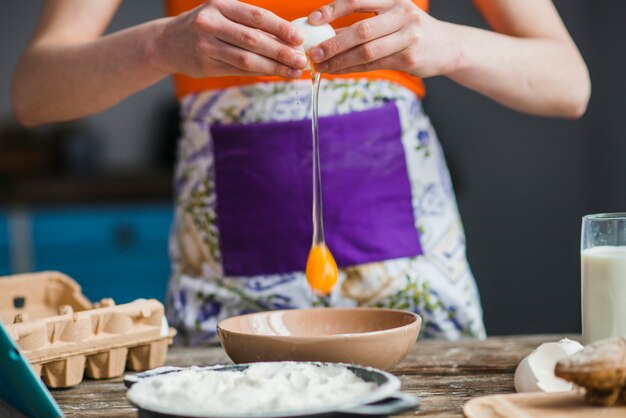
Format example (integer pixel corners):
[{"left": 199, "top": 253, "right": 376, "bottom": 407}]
[{"left": 128, "top": 363, "right": 378, "bottom": 415}]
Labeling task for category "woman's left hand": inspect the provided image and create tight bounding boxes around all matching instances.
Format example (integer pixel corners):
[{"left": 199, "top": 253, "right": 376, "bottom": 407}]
[{"left": 307, "top": 0, "right": 458, "bottom": 77}]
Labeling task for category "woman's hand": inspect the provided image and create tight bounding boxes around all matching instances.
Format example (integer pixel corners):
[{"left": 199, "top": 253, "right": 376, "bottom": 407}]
[
  {"left": 307, "top": 0, "right": 589, "bottom": 118},
  {"left": 307, "top": 0, "right": 458, "bottom": 77},
  {"left": 156, "top": 0, "right": 308, "bottom": 79},
  {"left": 11, "top": 0, "right": 309, "bottom": 126}
]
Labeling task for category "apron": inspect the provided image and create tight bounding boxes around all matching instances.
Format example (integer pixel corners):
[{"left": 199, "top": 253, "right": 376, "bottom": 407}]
[{"left": 167, "top": 79, "right": 486, "bottom": 345}]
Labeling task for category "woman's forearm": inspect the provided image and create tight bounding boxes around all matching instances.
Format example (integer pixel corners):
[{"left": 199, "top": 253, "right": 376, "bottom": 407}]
[
  {"left": 307, "top": 0, "right": 590, "bottom": 119},
  {"left": 443, "top": 21, "right": 590, "bottom": 119},
  {"left": 11, "top": 18, "right": 170, "bottom": 127},
  {"left": 13, "top": 0, "right": 308, "bottom": 127}
]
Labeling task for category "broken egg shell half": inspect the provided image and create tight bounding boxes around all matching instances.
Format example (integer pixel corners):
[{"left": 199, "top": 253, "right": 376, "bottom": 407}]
[
  {"left": 557, "top": 337, "right": 585, "bottom": 356},
  {"left": 291, "top": 17, "right": 336, "bottom": 52},
  {"left": 514, "top": 338, "right": 584, "bottom": 393},
  {"left": 291, "top": 17, "right": 336, "bottom": 72}
]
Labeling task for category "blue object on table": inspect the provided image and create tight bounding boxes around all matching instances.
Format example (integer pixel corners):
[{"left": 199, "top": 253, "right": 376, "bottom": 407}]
[{"left": 0, "top": 321, "right": 63, "bottom": 418}]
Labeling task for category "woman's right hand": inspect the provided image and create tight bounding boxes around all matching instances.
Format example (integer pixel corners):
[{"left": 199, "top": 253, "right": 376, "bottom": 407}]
[{"left": 154, "top": 0, "right": 308, "bottom": 79}]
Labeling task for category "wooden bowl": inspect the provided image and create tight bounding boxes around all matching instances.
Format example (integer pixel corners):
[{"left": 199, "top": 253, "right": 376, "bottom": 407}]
[{"left": 217, "top": 308, "right": 421, "bottom": 370}]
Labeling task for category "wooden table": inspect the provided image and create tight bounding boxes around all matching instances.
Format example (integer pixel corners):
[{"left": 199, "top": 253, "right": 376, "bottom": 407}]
[{"left": 52, "top": 334, "right": 572, "bottom": 417}]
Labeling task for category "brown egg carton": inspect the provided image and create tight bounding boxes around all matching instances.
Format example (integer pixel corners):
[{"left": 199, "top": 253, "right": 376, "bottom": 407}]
[{"left": 0, "top": 271, "right": 176, "bottom": 388}]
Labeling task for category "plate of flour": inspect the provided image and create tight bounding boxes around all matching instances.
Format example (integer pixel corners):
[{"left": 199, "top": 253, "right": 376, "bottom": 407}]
[{"left": 125, "top": 362, "right": 419, "bottom": 418}]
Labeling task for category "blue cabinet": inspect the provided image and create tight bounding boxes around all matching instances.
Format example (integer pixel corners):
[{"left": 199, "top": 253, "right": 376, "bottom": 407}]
[
  {"left": 0, "top": 213, "right": 10, "bottom": 276},
  {"left": 30, "top": 205, "right": 173, "bottom": 304}
]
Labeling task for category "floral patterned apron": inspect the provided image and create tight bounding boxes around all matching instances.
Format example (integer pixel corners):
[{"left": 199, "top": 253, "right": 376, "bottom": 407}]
[{"left": 167, "top": 79, "right": 486, "bottom": 344}]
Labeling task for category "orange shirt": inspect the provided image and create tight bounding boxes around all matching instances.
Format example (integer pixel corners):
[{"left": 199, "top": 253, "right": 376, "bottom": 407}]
[{"left": 165, "top": 1, "right": 428, "bottom": 98}]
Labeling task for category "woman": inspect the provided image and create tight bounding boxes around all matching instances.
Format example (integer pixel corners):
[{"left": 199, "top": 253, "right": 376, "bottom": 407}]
[{"left": 12, "top": 0, "right": 589, "bottom": 344}]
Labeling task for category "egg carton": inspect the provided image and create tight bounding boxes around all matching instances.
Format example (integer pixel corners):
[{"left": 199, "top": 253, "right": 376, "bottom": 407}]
[{"left": 0, "top": 271, "right": 176, "bottom": 388}]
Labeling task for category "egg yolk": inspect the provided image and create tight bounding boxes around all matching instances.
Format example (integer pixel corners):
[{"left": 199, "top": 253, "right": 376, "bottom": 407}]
[{"left": 305, "top": 243, "right": 338, "bottom": 295}]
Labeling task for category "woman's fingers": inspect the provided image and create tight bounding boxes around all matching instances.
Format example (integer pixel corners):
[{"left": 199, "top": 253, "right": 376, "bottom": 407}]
[
  {"left": 308, "top": 0, "right": 394, "bottom": 25},
  {"left": 219, "top": 0, "right": 304, "bottom": 45},
  {"left": 309, "top": 12, "right": 403, "bottom": 64},
  {"left": 201, "top": 57, "right": 267, "bottom": 77},
  {"left": 214, "top": 18, "right": 308, "bottom": 70},
  {"left": 210, "top": 38, "right": 303, "bottom": 78},
  {"left": 328, "top": 50, "right": 410, "bottom": 74},
  {"left": 315, "top": 29, "right": 408, "bottom": 73}
]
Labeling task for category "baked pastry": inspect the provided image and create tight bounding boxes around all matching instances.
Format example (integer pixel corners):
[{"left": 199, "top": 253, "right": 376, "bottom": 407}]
[{"left": 555, "top": 338, "right": 626, "bottom": 406}]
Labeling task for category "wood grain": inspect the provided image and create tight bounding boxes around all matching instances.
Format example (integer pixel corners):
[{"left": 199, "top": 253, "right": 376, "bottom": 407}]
[
  {"left": 51, "top": 334, "right": 574, "bottom": 418},
  {"left": 464, "top": 391, "right": 626, "bottom": 418}
]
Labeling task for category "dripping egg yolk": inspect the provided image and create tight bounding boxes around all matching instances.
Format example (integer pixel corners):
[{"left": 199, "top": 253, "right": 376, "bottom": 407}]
[{"left": 305, "top": 244, "right": 338, "bottom": 295}]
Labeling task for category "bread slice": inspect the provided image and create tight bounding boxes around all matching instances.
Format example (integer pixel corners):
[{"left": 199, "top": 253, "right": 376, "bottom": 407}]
[{"left": 555, "top": 338, "right": 626, "bottom": 406}]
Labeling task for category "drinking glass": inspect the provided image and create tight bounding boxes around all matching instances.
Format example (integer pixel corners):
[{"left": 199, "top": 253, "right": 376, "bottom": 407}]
[{"left": 581, "top": 213, "right": 626, "bottom": 343}]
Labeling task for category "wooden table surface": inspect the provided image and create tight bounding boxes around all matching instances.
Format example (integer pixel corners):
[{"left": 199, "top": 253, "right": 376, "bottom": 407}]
[{"left": 52, "top": 334, "right": 573, "bottom": 418}]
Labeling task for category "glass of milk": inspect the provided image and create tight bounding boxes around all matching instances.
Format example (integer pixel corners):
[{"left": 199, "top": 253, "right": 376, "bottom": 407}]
[{"left": 581, "top": 213, "right": 626, "bottom": 343}]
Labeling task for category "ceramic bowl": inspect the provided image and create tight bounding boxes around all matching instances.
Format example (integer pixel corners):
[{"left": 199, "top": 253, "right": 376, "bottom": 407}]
[{"left": 217, "top": 308, "right": 421, "bottom": 370}]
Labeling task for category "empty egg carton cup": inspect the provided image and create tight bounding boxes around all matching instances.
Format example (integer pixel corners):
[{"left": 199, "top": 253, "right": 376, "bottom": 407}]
[{"left": 0, "top": 271, "right": 175, "bottom": 388}]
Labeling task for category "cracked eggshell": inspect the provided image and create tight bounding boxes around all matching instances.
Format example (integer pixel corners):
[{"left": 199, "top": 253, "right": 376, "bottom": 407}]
[
  {"left": 291, "top": 17, "right": 336, "bottom": 52},
  {"left": 557, "top": 338, "right": 584, "bottom": 356},
  {"left": 514, "top": 339, "right": 584, "bottom": 393}
]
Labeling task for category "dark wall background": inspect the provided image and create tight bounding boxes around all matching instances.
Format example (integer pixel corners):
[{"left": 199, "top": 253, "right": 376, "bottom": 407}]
[
  {"left": 1, "top": 1, "right": 624, "bottom": 335},
  {"left": 425, "top": 1, "right": 626, "bottom": 335},
  {"left": 0, "top": 1, "right": 172, "bottom": 171}
]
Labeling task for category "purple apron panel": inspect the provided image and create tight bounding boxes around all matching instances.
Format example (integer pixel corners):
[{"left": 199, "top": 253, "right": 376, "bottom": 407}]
[{"left": 211, "top": 102, "right": 422, "bottom": 276}]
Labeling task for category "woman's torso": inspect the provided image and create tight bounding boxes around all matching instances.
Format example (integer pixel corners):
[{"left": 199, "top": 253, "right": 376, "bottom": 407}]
[{"left": 164, "top": 0, "right": 486, "bottom": 343}]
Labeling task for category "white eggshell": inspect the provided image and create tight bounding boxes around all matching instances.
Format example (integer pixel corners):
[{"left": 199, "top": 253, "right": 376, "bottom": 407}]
[
  {"left": 291, "top": 17, "right": 336, "bottom": 52},
  {"left": 514, "top": 342, "right": 574, "bottom": 393},
  {"left": 558, "top": 338, "right": 584, "bottom": 356},
  {"left": 514, "top": 356, "right": 537, "bottom": 393}
]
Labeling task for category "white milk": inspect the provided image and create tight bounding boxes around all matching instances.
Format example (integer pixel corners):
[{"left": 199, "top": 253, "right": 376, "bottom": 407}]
[{"left": 581, "top": 246, "right": 626, "bottom": 343}]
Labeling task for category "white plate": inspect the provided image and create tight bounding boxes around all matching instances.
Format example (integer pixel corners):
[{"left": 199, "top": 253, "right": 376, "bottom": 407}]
[{"left": 125, "top": 362, "right": 417, "bottom": 418}]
